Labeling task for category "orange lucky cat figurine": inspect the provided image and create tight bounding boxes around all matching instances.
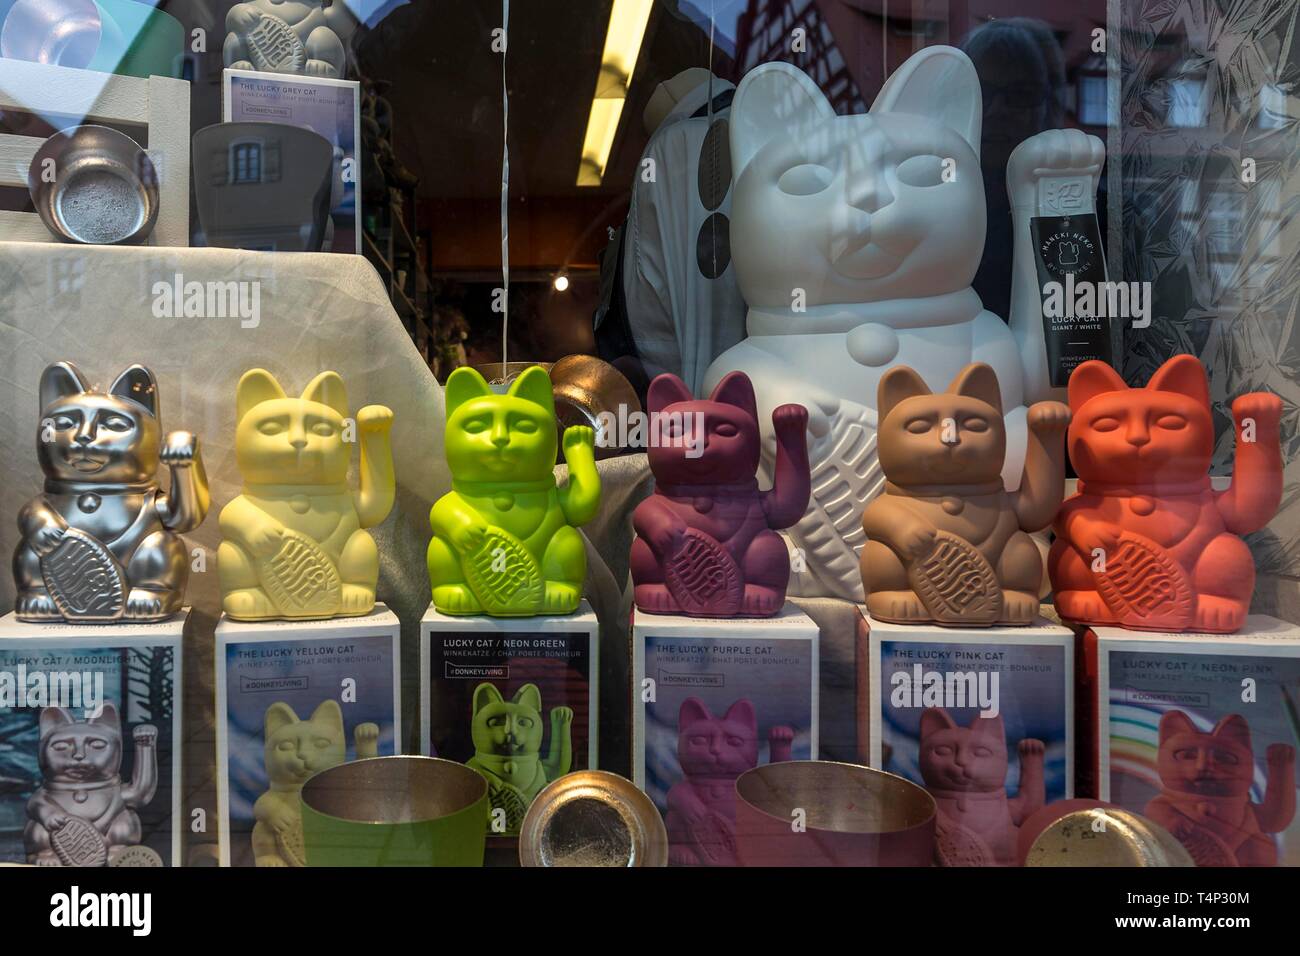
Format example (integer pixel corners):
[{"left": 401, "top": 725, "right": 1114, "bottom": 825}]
[{"left": 1049, "top": 355, "right": 1283, "bottom": 633}]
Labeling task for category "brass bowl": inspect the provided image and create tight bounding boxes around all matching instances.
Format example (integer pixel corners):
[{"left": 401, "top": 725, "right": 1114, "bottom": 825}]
[
  {"left": 27, "top": 124, "right": 159, "bottom": 245},
  {"left": 1024, "top": 807, "right": 1194, "bottom": 867},
  {"left": 518, "top": 771, "right": 668, "bottom": 867}
]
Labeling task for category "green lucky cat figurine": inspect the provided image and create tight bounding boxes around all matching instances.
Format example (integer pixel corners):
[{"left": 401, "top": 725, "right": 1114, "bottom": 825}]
[
  {"left": 428, "top": 365, "right": 600, "bottom": 616},
  {"left": 466, "top": 682, "right": 573, "bottom": 835}
]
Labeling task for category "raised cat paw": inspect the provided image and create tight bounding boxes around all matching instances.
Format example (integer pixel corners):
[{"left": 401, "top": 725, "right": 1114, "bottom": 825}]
[
  {"left": 1027, "top": 401, "right": 1071, "bottom": 434},
  {"left": 1267, "top": 743, "right": 1296, "bottom": 768},
  {"left": 16, "top": 590, "right": 61, "bottom": 620},
  {"left": 1006, "top": 128, "right": 1104, "bottom": 213},
  {"left": 550, "top": 706, "right": 574, "bottom": 728},
  {"left": 543, "top": 582, "right": 580, "bottom": 614},
  {"left": 132, "top": 724, "right": 158, "bottom": 746},
  {"left": 1232, "top": 392, "right": 1282, "bottom": 434},
  {"left": 355, "top": 722, "right": 380, "bottom": 758},
  {"left": 1018, "top": 738, "right": 1045, "bottom": 759},
  {"left": 339, "top": 584, "right": 375, "bottom": 615},
  {"left": 160, "top": 430, "right": 198, "bottom": 465},
  {"left": 562, "top": 424, "right": 595, "bottom": 455},
  {"left": 771, "top": 403, "right": 809, "bottom": 438},
  {"left": 356, "top": 405, "right": 394, "bottom": 432},
  {"left": 433, "top": 584, "right": 483, "bottom": 615}
]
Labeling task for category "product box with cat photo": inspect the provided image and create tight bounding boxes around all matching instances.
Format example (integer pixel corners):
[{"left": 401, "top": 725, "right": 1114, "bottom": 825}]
[
  {"left": 632, "top": 606, "right": 819, "bottom": 866},
  {"left": 419, "top": 601, "right": 599, "bottom": 838},
  {"left": 1092, "top": 617, "right": 1300, "bottom": 867},
  {"left": 214, "top": 606, "right": 401, "bottom": 867},
  {"left": 868, "top": 618, "right": 1075, "bottom": 866},
  {"left": 0, "top": 614, "right": 184, "bottom": 867}
]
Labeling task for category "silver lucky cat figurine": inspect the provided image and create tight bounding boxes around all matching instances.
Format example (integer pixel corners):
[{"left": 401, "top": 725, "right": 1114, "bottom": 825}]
[
  {"left": 25, "top": 704, "right": 162, "bottom": 866},
  {"left": 13, "top": 362, "right": 210, "bottom": 623}
]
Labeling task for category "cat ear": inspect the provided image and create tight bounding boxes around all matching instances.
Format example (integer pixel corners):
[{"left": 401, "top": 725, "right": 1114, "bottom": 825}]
[
  {"left": 445, "top": 366, "right": 491, "bottom": 414},
  {"left": 108, "top": 365, "right": 159, "bottom": 417},
  {"left": 506, "top": 365, "right": 556, "bottom": 416},
  {"left": 264, "top": 702, "right": 299, "bottom": 737},
  {"left": 647, "top": 373, "right": 693, "bottom": 414},
  {"left": 1157, "top": 710, "right": 1197, "bottom": 742},
  {"left": 870, "top": 45, "right": 981, "bottom": 157},
  {"left": 678, "top": 697, "right": 712, "bottom": 726},
  {"left": 723, "top": 698, "right": 757, "bottom": 730},
  {"left": 300, "top": 371, "right": 349, "bottom": 416},
  {"left": 708, "top": 372, "right": 757, "bottom": 422},
  {"left": 878, "top": 365, "right": 931, "bottom": 417},
  {"left": 472, "top": 683, "right": 504, "bottom": 715},
  {"left": 730, "top": 61, "right": 835, "bottom": 173},
  {"left": 949, "top": 363, "right": 1002, "bottom": 413},
  {"left": 513, "top": 684, "right": 542, "bottom": 713},
  {"left": 919, "top": 707, "right": 956, "bottom": 737},
  {"left": 39, "top": 362, "right": 89, "bottom": 411},
  {"left": 237, "top": 368, "right": 287, "bottom": 422},
  {"left": 39, "top": 706, "right": 73, "bottom": 737},
  {"left": 1212, "top": 714, "right": 1253, "bottom": 751},
  {"left": 1067, "top": 360, "right": 1126, "bottom": 411},
  {"left": 89, "top": 702, "right": 119, "bottom": 728},
  {"left": 1146, "top": 354, "right": 1210, "bottom": 408},
  {"left": 310, "top": 699, "right": 344, "bottom": 733}
]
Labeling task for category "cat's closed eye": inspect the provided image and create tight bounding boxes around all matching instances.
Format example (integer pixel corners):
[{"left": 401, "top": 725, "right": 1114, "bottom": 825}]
[
  {"left": 52, "top": 413, "right": 78, "bottom": 429},
  {"left": 463, "top": 415, "right": 490, "bottom": 435},
  {"left": 777, "top": 163, "right": 833, "bottom": 196},
  {"left": 1156, "top": 414, "right": 1187, "bottom": 430},
  {"left": 1091, "top": 416, "right": 1120, "bottom": 432},
  {"left": 101, "top": 414, "right": 133, "bottom": 433},
  {"left": 973, "top": 746, "right": 992, "bottom": 757},
  {"left": 714, "top": 423, "right": 738, "bottom": 437},
  {"left": 905, "top": 418, "right": 932, "bottom": 435},
  {"left": 510, "top": 416, "right": 538, "bottom": 434},
  {"left": 313, "top": 737, "right": 331, "bottom": 748},
  {"left": 895, "top": 154, "right": 947, "bottom": 188},
  {"left": 258, "top": 417, "right": 287, "bottom": 436},
  {"left": 963, "top": 417, "right": 989, "bottom": 433}
]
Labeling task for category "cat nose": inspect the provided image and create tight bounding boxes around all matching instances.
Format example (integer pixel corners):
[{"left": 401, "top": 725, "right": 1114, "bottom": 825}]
[
  {"left": 845, "top": 172, "right": 893, "bottom": 214},
  {"left": 1126, "top": 423, "right": 1150, "bottom": 447},
  {"left": 290, "top": 437, "right": 308, "bottom": 450}
]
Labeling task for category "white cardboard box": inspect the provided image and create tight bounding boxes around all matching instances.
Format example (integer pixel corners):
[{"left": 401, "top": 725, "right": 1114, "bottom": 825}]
[
  {"left": 1094, "top": 615, "right": 1300, "bottom": 866},
  {"left": 632, "top": 604, "right": 819, "bottom": 794},
  {"left": 867, "top": 615, "right": 1075, "bottom": 803},
  {"left": 419, "top": 600, "right": 599, "bottom": 767},
  {"left": 214, "top": 605, "right": 401, "bottom": 867},
  {"left": 0, "top": 611, "right": 185, "bottom": 866}
]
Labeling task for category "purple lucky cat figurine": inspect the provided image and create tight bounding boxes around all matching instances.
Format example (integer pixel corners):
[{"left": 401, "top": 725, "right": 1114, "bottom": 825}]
[{"left": 632, "top": 372, "right": 810, "bottom": 617}]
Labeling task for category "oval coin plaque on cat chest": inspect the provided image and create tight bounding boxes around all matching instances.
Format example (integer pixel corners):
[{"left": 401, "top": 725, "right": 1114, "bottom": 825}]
[
  {"left": 1095, "top": 531, "right": 1194, "bottom": 631},
  {"left": 665, "top": 529, "right": 745, "bottom": 617},
  {"left": 908, "top": 531, "right": 1002, "bottom": 626},
  {"left": 51, "top": 816, "right": 108, "bottom": 867},
  {"left": 464, "top": 527, "right": 545, "bottom": 616},
  {"left": 259, "top": 530, "right": 343, "bottom": 618},
  {"left": 42, "top": 528, "right": 127, "bottom": 622},
  {"left": 245, "top": 13, "right": 306, "bottom": 73}
]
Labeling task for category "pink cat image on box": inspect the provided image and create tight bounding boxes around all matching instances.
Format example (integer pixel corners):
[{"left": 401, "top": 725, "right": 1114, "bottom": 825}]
[
  {"left": 1144, "top": 712, "right": 1295, "bottom": 867},
  {"left": 919, "top": 708, "right": 1045, "bottom": 866},
  {"left": 632, "top": 371, "right": 810, "bottom": 618},
  {"left": 665, "top": 697, "right": 793, "bottom": 867}
]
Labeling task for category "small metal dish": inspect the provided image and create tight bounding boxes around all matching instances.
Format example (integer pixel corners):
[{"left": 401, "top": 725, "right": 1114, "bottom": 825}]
[
  {"left": 1024, "top": 807, "right": 1194, "bottom": 867},
  {"left": 518, "top": 771, "right": 668, "bottom": 867},
  {"left": 27, "top": 125, "right": 159, "bottom": 245}
]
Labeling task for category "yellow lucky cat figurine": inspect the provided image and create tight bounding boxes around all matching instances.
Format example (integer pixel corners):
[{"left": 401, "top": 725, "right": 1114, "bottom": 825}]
[{"left": 218, "top": 369, "right": 395, "bottom": 620}]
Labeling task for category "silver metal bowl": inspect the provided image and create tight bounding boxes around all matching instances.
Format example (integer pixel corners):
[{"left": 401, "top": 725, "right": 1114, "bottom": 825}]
[
  {"left": 27, "top": 124, "right": 159, "bottom": 245},
  {"left": 518, "top": 771, "right": 668, "bottom": 867}
]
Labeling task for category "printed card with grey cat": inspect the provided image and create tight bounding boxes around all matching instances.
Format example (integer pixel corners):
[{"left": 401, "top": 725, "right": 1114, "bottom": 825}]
[
  {"left": 0, "top": 638, "right": 180, "bottom": 866},
  {"left": 217, "top": 624, "right": 399, "bottom": 867}
]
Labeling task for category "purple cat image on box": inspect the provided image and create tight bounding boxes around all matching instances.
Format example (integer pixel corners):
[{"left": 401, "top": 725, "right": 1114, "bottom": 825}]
[{"left": 632, "top": 371, "right": 810, "bottom": 618}]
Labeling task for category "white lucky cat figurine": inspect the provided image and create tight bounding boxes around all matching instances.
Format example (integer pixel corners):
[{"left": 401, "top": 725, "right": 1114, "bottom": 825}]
[{"left": 703, "top": 46, "right": 1104, "bottom": 601}]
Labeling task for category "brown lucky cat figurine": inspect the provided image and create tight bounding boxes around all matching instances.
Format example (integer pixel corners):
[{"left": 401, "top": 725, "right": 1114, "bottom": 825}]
[{"left": 860, "top": 363, "right": 1069, "bottom": 626}]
